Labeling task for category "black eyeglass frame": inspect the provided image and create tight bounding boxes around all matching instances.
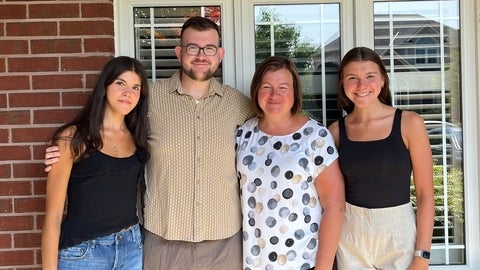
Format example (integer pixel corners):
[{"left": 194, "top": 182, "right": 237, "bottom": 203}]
[{"left": 181, "top": 44, "right": 219, "bottom": 56}]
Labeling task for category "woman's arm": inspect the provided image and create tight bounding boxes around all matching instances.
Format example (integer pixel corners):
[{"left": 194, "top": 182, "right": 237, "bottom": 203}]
[
  {"left": 41, "top": 130, "right": 75, "bottom": 270},
  {"left": 314, "top": 159, "right": 345, "bottom": 270},
  {"left": 403, "top": 111, "right": 435, "bottom": 270}
]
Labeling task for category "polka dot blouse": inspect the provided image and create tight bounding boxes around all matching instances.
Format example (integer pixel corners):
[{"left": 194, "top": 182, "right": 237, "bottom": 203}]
[{"left": 236, "top": 117, "right": 338, "bottom": 270}]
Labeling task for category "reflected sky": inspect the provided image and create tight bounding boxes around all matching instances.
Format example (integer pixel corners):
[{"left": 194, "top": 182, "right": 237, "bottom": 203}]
[
  {"left": 374, "top": 1, "right": 459, "bottom": 29},
  {"left": 254, "top": 4, "right": 340, "bottom": 47}
]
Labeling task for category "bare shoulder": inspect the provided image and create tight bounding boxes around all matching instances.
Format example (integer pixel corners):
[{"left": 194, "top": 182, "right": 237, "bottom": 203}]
[
  {"left": 400, "top": 110, "right": 428, "bottom": 148},
  {"left": 327, "top": 120, "right": 340, "bottom": 144},
  {"left": 54, "top": 126, "right": 77, "bottom": 154},
  {"left": 328, "top": 120, "right": 339, "bottom": 131},
  {"left": 401, "top": 110, "right": 426, "bottom": 129}
]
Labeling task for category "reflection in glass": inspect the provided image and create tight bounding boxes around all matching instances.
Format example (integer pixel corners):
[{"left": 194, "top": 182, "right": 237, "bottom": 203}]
[
  {"left": 254, "top": 4, "right": 340, "bottom": 126},
  {"left": 374, "top": 1, "right": 464, "bottom": 265},
  {"left": 133, "top": 6, "right": 222, "bottom": 81}
]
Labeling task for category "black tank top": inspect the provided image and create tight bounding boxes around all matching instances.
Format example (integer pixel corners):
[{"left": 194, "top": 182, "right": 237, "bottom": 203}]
[
  {"left": 59, "top": 148, "right": 148, "bottom": 249},
  {"left": 338, "top": 109, "right": 412, "bottom": 208}
]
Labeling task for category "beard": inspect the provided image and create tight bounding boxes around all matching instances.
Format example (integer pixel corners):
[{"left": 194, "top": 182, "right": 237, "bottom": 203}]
[{"left": 181, "top": 60, "right": 217, "bottom": 82}]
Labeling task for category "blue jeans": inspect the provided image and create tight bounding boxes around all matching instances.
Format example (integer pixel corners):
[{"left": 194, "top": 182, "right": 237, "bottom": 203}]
[{"left": 58, "top": 223, "right": 143, "bottom": 270}]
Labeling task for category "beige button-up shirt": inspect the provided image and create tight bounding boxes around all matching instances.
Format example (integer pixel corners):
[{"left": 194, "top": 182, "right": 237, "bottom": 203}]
[{"left": 144, "top": 71, "right": 254, "bottom": 242}]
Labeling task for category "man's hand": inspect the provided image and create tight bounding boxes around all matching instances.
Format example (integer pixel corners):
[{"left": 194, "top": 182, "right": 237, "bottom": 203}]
[{"left": 44, "top": 146, "right": 60, "bottom": 172}]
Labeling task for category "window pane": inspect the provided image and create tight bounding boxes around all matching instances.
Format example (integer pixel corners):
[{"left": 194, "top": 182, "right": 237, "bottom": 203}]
[
  {"left": 254, "top": 4, "right": 341, "bottom": 126},
  {"left": 133, "top": 6, "right": 222, "bottom": 81},
  {"left": 374, "top": 1, "right": 464, "bottom": 265}
]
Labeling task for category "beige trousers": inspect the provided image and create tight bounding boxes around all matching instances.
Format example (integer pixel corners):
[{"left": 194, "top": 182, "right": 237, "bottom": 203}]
[
  {"left": 336, "top": 202, "right": 416, "bottom": 270},
  {"left": 143, "top": 229, "right": 242, "bottom": 270}
]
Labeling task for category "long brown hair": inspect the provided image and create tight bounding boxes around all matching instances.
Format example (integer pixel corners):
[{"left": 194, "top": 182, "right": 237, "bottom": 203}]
[{"left": 50, "top": 56, "right": 149, "bottom": 159}]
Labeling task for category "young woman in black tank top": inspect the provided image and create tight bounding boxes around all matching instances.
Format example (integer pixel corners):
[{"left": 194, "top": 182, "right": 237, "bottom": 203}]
[
  {"left": 41, "top": 57, "right": 149, "bottom": 270},
  {"left": 328, "top": 47, "right": 434, "bottom": 270}
]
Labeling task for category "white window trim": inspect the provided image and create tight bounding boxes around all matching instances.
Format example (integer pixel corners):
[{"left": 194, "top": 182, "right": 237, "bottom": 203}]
[{"left": 459, "top": 0, "right": 480, "bottom": 268}]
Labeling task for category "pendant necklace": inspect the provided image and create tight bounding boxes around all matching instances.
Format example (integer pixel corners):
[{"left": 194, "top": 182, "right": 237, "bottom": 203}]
[
  {"left": 103, "top": 129, "right": 125, "bottom": 152},
  {"left": 113, "top": 142, "right": 119, "bottom": 152}
]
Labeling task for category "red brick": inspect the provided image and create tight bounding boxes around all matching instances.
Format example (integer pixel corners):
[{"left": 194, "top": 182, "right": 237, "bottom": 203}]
[
  {"left": 33, "top": 144, "right": 54, "bottom": 160},
  {"left": 0, "top": 94, "right": 6, "bottom": 107},
  {"left": 34, "top": 108, "right": 80, "bottom": 124},
  {"left": 14, "top": 198, "right": 45, "bottom": 213},
  {"left": 0, "top": 129, "right": 8, "bottom": 143},
  {"left": 0, "top": 110, "right": 30, "bottom": 125},
  {"left": 0, "top": 22, "right": 4, "bottom": 36},
  {"left": 0, "top": 234, "right": 12, "bottom": 248},
  {"left": 31, "top": 39, "right": 82, "bottom": 54},
  {"left": 6, "top": 21, "right": 57, "bottom": 36},
  {"left": 12, "top": 127, "right": 55, "bottom": 143},
  {"left": 36, "top": 248, "right": 43, "bottom": 266},
  {"left": 30, "top": 4, "right": 79, "bottom": 19},
  {"left": 84, "top": 38, "right": 114, "bottom": 53},
  {"left": 82, "top": 3, "right": 113, "bottom": 18},
  {"left": 60, "top": 20, "right": 113, "bottom": 36},
  {"left": 0, "top": 216, "right": 33, "bottom": 231},
  {"left": 14, "top": 233, "right": 42, "bottom": 248},
  {"left": 9, "top": 93, "right": 60, "bottom": 107},
  {"left": 0, "top": 40, "right": 28, "bottom": 54},
  {"left": 63, "top": 91, "right": 90, "bottom": 106},
  {"left": 32, "top": 74, "right": 83, "bottom": 90},
  {"left": 0, "top": 250, "right": 34, "bottom": 266},
  {"left": 0, "top": 5, "right": 26, "bottom": 20},
  {"left": 8, "top": 57, "right": 58, "bottom": 72},
  {"left": 0, "top": 181, "right": 32, "bottom": 196},
  {"left": 61, "top": 56, "right": 111, "bottom": 71},
  {"left": 0, "top": 76, "right": 30, "bottom": 90},
  {"left": 86, "top": 73, "right": 100, "bottom": 88},
  {"left": 0, "top": 164, "right": 11, "bottom": 178},
  {"left": 33, "top": 179, "right": 46, "bottom": 196},
  {"left": 36, "top": 215, "right": 45, "bottom": 230},
  {"left": 0, "top": 199, "right": 13, "bottom": 213},
  {"left": 12, "top": 163, "right": 46, "bottom": 178},
  {"left": 0, "top": 58, "right": 5, "bottom": 72},
  {"left": 0, "top": 145, "right": 30, "bottom": 161}
]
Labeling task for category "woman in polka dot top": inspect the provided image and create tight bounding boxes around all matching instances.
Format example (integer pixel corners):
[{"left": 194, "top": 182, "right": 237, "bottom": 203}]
[{"left": 236, "top": 56, "right": 345, "bottom": 270}]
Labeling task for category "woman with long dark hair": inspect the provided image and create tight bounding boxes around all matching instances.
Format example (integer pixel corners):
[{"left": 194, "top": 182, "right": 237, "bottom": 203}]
[{"left": 41, "top": 56, "right": 149, "bottom": 270}]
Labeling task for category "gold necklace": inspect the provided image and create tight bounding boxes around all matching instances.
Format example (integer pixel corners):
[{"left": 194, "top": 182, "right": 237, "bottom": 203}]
[
  {"left": 103, "top": 130, "right": 126, "bottom": 152},
  {"left": 113, "top": 142, "right": 119, "bottom": 152}
]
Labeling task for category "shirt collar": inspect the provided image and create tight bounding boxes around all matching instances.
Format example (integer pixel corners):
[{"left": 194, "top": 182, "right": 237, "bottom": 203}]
[{"left": 168, "top": 70, "right": 225, "bottom": 97}]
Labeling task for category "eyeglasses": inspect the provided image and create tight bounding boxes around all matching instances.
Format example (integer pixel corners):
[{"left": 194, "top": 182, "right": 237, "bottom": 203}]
[{"left": 182, "top": 45, "right": 218, "bottom": 56}]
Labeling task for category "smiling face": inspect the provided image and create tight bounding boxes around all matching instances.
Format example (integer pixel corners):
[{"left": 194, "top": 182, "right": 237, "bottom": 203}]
[
  {"left": 341, "top": 60, "right": 385, "bottom": 109},
  {"left": 257, "top": 68, "right": 295, "bottom": 117},
  {"left": 175, "top": 28, "right": 225, "bottom": 82},
  {"left": 105, "top": 70, "right": 142, "bottom": 116}
]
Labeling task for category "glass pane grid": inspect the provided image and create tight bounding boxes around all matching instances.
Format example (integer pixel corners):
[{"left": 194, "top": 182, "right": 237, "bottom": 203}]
[
  {"left": 254, "top": 4, "right": 341, "bottom": 126},
  {"left": 375, "top": 1, "right": 463, "bottom": 265}
]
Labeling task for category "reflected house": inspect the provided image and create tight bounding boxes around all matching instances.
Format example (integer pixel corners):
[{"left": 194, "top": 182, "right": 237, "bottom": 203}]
[
  {"left": 306, "top": 32, "right": 342, "bottom": 125},
  {"left": 308, "top": 14, "right": 460, "bottom": 126}
]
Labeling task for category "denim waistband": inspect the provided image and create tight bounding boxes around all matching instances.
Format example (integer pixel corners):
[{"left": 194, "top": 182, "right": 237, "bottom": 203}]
[{"left": 88, "top": 223, "right": 141, "bottom": 247}]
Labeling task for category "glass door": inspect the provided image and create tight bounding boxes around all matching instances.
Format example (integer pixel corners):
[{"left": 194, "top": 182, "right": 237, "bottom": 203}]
[
  {"left": 252, "top": 3, "right": 341, "bottom": 126},
  {"left": 371, "top": 1, "right": 464, "bottom": 265}
]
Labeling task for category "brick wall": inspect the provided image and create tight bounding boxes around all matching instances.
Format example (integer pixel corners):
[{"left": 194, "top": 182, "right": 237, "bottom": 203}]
[{"left": 0, "top": 1, "right": 114, "bottom": 268}]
